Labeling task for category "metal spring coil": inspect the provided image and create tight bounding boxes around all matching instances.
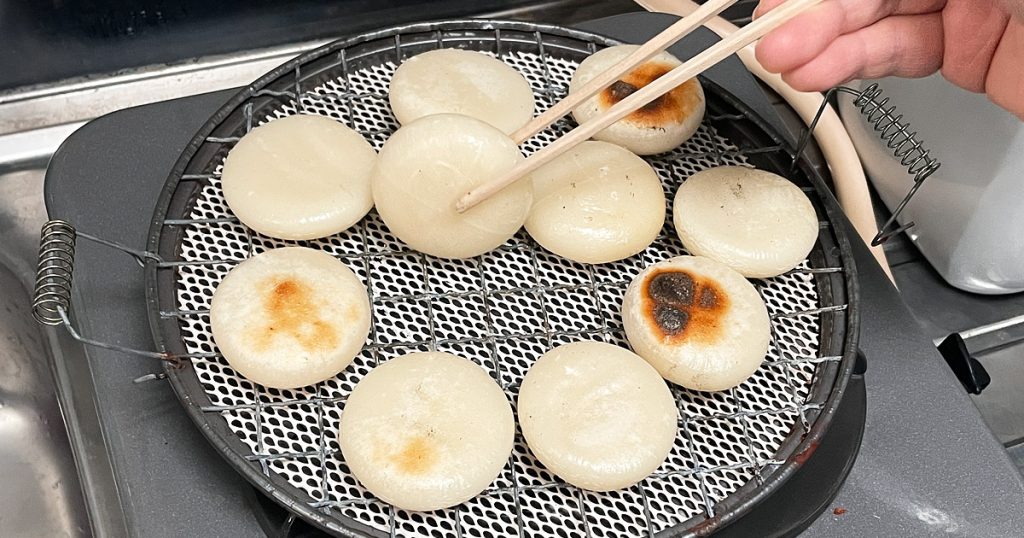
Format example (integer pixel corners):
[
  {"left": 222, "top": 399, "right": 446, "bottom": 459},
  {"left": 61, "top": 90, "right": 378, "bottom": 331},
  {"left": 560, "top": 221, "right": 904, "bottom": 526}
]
[
  {"left": 32, "top": 220, "right": 76, "bottom": 325},
  {"left": 831, "top": 83, "right": 942, "bottom": 245},
  {"left": 850, "top": 83, "right": 941, "bottom": 183}
]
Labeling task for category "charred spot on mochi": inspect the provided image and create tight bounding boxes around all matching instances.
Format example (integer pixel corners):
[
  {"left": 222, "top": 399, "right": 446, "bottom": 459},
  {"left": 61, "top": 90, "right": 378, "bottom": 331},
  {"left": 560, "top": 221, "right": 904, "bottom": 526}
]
[
  {"left": 598, "top": 62, "right": 702, "bottom": 128},
  {"left": 393, "top": 435, "right": 437, "bottom": 475},
  {"left": 699, "top": 286, "right": 719, "bottom": 308},
  {"left": 608, "top": 80, "right": 640, "bottom": 101},
  {"left": 641, "top": 269, "right": 729, "bottom": 344},
  {"left": 653, "top": 304, "right": 690, "bottom": 335},
  {"left": 648, "top": 272, "right": 695, "bottom": 305},
  {"left": 252, "top": 276, "right": 339, "bottom": 353}
]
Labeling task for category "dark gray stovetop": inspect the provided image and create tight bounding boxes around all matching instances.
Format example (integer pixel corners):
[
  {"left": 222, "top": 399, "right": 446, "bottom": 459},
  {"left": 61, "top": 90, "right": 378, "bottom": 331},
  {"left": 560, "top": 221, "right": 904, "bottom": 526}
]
[{"left": 43, "top": 12, "right": 1024, "bottom": 537}]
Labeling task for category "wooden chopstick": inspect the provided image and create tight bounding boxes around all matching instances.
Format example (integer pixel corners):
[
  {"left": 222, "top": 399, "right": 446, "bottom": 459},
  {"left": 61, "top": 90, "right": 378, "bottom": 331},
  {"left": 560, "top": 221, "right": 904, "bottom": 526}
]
[
  {"left": 457, "top": 0, "right": 822, "bottom": 213},
  {"left": 509, "top": 0, "right": 739, "bottom": 145}
]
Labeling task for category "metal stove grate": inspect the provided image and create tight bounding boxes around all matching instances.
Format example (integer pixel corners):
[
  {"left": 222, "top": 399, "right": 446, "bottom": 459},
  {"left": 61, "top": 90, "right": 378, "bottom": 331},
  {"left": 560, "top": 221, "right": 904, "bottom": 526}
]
[{"left": 151, "top": 21, "right": 850, "bottom": 537}]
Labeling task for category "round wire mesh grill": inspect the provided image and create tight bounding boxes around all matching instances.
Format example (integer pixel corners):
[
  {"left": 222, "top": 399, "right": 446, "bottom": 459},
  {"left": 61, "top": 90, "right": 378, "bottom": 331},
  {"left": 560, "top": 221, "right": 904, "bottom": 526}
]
[{"left": 147, "top": 20, "right": 856, "bottom": 537}]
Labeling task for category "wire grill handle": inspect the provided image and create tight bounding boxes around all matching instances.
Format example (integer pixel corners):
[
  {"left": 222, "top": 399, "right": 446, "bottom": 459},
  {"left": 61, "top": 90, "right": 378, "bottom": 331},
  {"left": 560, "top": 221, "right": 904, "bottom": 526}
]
[
  {"left": 32, "top": 220, "right": 76, "bottom": 325},
  {"left": 795, "top": 83, "right": 941, "bottom": 246},
  {"left": 30, "top": 219, "right": 176, "bottom": 364}
]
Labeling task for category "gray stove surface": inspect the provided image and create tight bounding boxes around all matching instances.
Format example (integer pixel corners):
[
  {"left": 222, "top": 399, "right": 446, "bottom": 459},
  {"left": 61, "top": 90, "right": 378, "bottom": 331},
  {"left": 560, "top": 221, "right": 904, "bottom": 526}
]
[{"left": 43, "top": 13, "right": 1024, "bottom": 537}]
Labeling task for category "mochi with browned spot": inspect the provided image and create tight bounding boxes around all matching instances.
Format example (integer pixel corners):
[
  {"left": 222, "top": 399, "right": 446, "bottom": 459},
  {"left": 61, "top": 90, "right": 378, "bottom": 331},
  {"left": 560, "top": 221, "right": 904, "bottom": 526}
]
[
  {"left": 210, "top": 247, "right": 370, "bottom": 389},
  {"left": 338, "top": 352, "right": 514, "bottom": 511},
  {"left": 623, "top": 255, "right": 770, "bottom": 392}
]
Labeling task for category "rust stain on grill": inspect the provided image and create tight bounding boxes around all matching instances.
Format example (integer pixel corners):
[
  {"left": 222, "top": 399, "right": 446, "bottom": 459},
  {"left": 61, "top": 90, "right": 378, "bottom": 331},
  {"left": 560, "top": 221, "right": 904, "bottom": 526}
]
[
  {"left": 792, "top": 440, "right": 820, "bottom": 465},
  {"left": 641, "top": 269, "right": 729, "bottom": 344},
  {"left": 598, "top": 62, "right": 701, "bottom": 128},
  {"left": 690, "top": 513, "right": 722, "bottom": 536},
  {"left": 252, "top": 277, "right": 339, "bottom": 353}
]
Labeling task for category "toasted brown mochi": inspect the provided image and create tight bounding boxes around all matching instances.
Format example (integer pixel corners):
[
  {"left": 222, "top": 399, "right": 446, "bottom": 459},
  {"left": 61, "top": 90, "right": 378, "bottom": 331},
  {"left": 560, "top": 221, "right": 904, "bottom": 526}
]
[
  {"left": 599, "top": 65, "right": 703, "bottom": 129},
  {"left": 641, "top": 269, "right": 730, "bottom": 345},
  {"left": 210, "top": 247, "right": 370, "bottom": 389},
  {"left": 622, "top": 256, "right": 770, "bottom": 392},
  {"left": 570, "top": 45, "right": 706, "bottom": 155},
  {"left": 249, "top": 277, "right": 340, "bottom": 354}
]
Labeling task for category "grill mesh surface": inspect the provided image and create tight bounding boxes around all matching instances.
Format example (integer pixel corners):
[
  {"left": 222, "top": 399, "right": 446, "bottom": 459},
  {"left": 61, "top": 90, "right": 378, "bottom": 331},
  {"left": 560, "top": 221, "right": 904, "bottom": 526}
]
[{"left": 163, "top": 24, "right": 846, "bottom": 537}]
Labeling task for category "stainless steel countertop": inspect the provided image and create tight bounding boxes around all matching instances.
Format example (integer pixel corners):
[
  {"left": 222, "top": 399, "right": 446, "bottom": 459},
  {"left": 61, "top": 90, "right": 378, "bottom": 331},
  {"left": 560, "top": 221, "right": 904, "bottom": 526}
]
[{"left": 0, "top": 168, "right": 90, "bottom": 537}]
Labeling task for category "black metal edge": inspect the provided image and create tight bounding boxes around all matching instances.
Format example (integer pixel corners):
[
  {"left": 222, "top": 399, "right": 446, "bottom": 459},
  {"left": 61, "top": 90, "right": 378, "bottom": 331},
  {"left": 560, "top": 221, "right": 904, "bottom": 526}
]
[
  {"left": 782, "top": 375, "right": 867, "bottom": 537},
  {"left": 717, "top": 372, "right": 866, "bottom": 538},
  {"left": 673, "top": 79, "right": 861, "bottom": 537},
  {"left": 142, "top": 19, "right": 862, "bottom": 538}
]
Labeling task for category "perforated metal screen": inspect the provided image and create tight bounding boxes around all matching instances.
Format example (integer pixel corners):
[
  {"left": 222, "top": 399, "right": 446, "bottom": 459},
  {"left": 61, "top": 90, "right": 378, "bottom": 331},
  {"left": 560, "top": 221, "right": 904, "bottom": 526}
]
[{"left": 154, "top": 21, "right": 850, "bottom": 537}]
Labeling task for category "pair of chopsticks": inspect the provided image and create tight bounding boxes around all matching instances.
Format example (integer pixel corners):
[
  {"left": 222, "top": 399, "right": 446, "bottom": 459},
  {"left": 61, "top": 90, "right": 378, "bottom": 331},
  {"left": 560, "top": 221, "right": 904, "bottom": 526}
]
[{"left": 456, "top": 0, "right": 822, "bottom": 213}]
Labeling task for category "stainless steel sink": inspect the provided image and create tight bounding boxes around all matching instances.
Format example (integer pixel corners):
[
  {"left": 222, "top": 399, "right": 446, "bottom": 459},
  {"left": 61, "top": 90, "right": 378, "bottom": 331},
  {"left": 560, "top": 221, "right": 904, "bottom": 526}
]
[
  {"left": 0, "top": 11, "right": 344, "bottom": 534},
  {"left": 0, "top": 165, "right": 90, "bottom": 537}
]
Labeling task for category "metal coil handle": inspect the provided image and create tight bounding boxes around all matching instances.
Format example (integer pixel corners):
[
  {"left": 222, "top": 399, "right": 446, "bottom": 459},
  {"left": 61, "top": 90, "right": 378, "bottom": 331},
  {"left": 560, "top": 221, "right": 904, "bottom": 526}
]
[
  {"left": 795, "top": 83, "right": 941, "bottom": 246},
  {"left": 32, "top": 220, "right": 77, "bottom": 325},
  {"left": 30, "top": 219, "right": 176, "bottom": 371}
]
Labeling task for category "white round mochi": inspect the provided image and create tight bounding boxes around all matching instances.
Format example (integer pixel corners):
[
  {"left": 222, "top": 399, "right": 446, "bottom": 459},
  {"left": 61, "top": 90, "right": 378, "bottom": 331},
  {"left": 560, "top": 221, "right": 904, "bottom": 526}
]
[
  {"left": 389, "top": 48, "right": 535, "bottom": 135},
  {"left": 371, "top": 114, "right": 533, "bottom": 259},
  {"left": 673, "top": 166, "right": 818, "bottom": 278},
  {"left": 622, "top": 256, "right": 770, "bottom": 392},
  {"left": 570, "top": 45, "right": 705, "bottom": 155},
  {"left": 525, "top": 140, "right": 666, "bottom": 264},
  {"left": 210, "top": 247, "right": 370, "bottom": 389},
  {"left": 338, "top": 352, "right": 514, "bottom": 511},
  {"left": 518, "top": 341, "right": 677, "bottom": 491},
  {"left": 221, "top": 114, "right": 377, "bottom": 240}
]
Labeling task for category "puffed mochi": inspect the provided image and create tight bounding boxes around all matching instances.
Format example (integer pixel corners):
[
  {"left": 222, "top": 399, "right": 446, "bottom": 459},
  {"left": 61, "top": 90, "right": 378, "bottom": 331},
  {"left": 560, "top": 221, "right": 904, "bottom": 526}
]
[
  {"left": 673, "top": 166, "right": 818, "bottom": 278},
  {"left": 338, "top": 352, "right": 514, "bottom": 511},
  {"left": 220, "top": 114, "right": 377, "bottom": 240},
  {"left": 525, "top": 140, "right": 666, "bottom": 264},
  {"left": 518, "top": 341, "right": 678, "bottom": 491},
  {"left": 371, "top": 113, "right": 533, "bottom": 259},
  {"left": 622, "top": 256, "right": 770, "bottom": 392},
  {"left": 210, "top": 247, "right": 371, "bottom": 389},
  {"left": 389, "top": 48, "right": 536, "bottom": 135},
  {"left": 569, "top": 45, "right": 705, "bottom": 155}
]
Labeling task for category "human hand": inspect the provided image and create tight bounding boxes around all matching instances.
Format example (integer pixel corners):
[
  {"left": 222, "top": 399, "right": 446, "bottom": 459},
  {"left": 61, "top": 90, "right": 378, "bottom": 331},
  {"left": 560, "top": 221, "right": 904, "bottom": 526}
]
[{"left": 754, "top": 0, "right": 1024, "bottom": 119}]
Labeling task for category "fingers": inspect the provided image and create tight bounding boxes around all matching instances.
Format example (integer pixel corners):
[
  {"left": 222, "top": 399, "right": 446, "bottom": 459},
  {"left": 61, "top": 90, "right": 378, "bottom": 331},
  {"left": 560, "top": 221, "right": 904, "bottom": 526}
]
[
  {"left": 752, "top": 0, "right": 1024, "bottom": 117},
  {"left": 985, "top": 18, "right": 1024, "bottom": 119},
  {"left": 754, "top": 0, "right": 946, "bottom": 73},
  {"left": 777, "top": 13, "right": 944, "bottom": 91},
  {"left": 754, "top": 0, "right": 855, "bottom": 73},
  {"left": 753, "top": 0, "right": 946, "bottom": 19},
  {"left": 941, "top": 0, "right": 1011, "bottom": 92},
  {"left": 995, "top": 0, "right": 1024, "bottom": 20}
]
